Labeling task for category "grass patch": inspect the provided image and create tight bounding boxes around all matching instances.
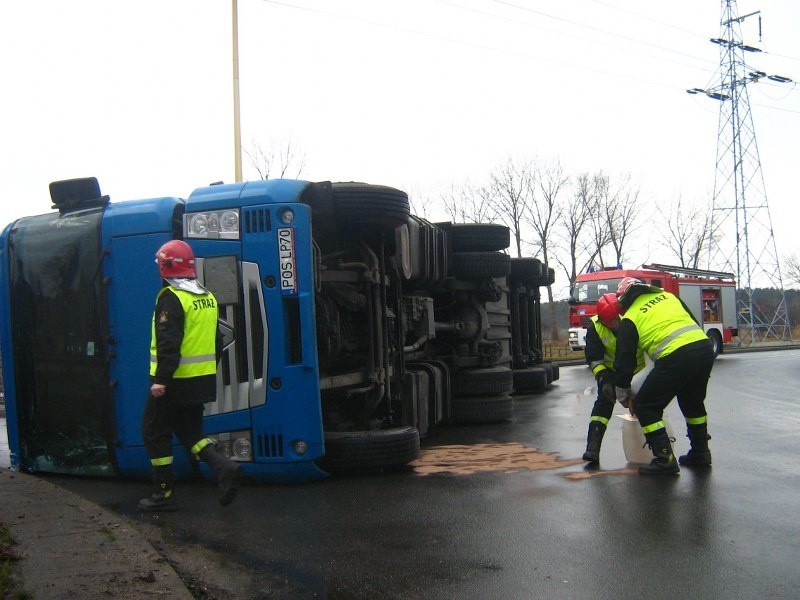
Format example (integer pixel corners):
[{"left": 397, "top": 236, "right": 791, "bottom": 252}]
[{"left": 0, "top": 523, "right": 30, "bottom": 599}]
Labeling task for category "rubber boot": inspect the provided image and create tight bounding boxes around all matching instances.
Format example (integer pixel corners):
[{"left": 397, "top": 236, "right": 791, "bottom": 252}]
[
  {"left": 138, "top": 465, "right": 177, "bottom": 512},
  {"left": 679, "top": 424, "right": 712, "bottom": 466},
  {"left": 582, "top": 421, "right": 607, "bottom": 463},
  {"left": 639, "top": 429, "right": 680, "bottom": 475},
  {"left": 199, "top": 445, "right": 244, "bottom": 506}
]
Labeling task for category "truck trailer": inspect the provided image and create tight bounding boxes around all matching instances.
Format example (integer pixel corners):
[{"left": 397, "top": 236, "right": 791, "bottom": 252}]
[{"left": 0, "top": 177, "right": 558, "bottom": 483}]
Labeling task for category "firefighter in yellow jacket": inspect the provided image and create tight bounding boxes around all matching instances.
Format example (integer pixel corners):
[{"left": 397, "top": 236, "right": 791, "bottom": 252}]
[
  {"left": 139, "top": 240, "right": 243, "bottom": 511},
  {"left": 613, "top": 277, "right": 715, "bottom": 475},
  {"left": 582, "top": 293, "right": 645, "bottom": 463}
]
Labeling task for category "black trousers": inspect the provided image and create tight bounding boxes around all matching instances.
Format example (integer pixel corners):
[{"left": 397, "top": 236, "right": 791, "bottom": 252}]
[
  {"left": 590, "top": 370, "right": 616, "bottom": 423},
  {"left": 141, "top": 393, "right": 206, "bottom": 462},
  {"left": 634, "top": 340, "right": 715, "bottom": 430}
]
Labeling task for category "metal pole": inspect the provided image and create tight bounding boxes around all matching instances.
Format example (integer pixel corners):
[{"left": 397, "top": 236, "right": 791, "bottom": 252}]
[{"left": 232, "top": 0, "right": 243, "bottom": 182}]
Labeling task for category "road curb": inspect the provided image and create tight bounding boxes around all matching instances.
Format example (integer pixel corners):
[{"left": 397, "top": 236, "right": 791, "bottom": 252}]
[{"left": 0, "top": 468, "right": 193, "bottom": 599}]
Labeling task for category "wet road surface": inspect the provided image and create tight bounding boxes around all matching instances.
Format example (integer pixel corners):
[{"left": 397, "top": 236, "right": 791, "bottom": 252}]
[{"left": 30, "top": 350, "right": 800, "bottom": 598}]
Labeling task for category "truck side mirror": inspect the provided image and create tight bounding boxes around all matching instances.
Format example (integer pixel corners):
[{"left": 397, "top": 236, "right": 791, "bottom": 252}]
[{"left": 567, "top": 297, "right": 577, "bottom": 306}]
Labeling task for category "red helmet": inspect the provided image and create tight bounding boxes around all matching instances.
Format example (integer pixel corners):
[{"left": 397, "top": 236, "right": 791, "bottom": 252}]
[
  {"left": 155, "top": 240, "right": 196, "bottom": 278},
  {"left": 597, "top": 292, "right": 624, "bottom": 328},
  {"left": 616, "top": 276, "right": 643, "bottom": 299}
]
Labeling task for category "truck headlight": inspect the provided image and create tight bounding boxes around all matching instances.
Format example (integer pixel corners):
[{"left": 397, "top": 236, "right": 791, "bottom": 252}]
[
  {"left": 211, "top": 431, "right": 252, "bottom": 461},
  {"left": 185, "top": 209, "right": 240, "bottom": 239}
]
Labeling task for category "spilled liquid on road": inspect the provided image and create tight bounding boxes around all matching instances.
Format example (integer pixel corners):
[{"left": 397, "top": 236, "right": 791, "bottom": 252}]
[{"left": 411, "top": 442, "right": 584, "bottom": 476}]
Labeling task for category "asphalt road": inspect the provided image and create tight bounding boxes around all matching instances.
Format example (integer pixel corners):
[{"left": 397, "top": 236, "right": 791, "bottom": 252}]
[{"left": 18, "top": 350, "right": 800, "bottom": 598}]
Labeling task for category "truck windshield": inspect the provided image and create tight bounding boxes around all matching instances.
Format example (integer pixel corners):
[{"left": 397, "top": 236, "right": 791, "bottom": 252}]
[{"left": 574, "top": 278, "right": 622, "bottom": 302}]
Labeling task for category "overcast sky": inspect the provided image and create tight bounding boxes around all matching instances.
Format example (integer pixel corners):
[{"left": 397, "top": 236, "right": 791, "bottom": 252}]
[{"left": 1, "top": 0, "right": 798, "bottom": 287}]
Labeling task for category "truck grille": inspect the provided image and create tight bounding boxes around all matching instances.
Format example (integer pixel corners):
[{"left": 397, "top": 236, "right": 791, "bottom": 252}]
[
  {"left": 255, "top": 431, "right": 284, "bottom": 459},
  {"left": 243, "top": 208, "right": 271, "bottom": 234}
]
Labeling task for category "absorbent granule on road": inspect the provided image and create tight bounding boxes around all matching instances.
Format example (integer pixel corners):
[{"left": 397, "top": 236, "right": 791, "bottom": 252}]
[{"left": 410, "top": 443, "right": 583, "bottom": 476}]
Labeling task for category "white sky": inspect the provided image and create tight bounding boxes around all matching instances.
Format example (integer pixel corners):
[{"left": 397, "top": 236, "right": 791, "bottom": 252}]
[{"left": 2, "top": 0, "right": 799, "bottom": 289}]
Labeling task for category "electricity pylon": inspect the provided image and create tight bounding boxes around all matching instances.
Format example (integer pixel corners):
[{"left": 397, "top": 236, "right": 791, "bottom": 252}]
[{"left": 688, "top": 0, "right": 792, "bottom": 345}]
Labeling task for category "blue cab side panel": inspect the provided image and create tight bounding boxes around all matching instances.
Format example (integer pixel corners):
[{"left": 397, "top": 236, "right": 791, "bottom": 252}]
[{"left": 101, "top": 197, "right": 186, "bottom": 478}]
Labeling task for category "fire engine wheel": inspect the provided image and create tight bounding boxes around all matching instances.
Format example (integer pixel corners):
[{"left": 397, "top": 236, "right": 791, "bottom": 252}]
[
  {"left": 707, "top": 329, "right": 723, "bottom": 356},
  {"left": 509, "top": 257, "right": 543, "bottom": 282},
  {"left": 442, "top": 223, "right": 510, "bottom": 252},
  {"left": 320, "top": 426, "right": 421, "bottom": 473},
  {"left": 451, "top": 394, "right": 513, "bottom": 424},
  {"left": 511, "top": 367, "right": 548, "bottom": 393},
  {"left": 451, "top": 251, "right": 511, "bottom": 279},
  {"left": 452, "top": 366, "right": 514, "bottom": 397},
  {"left": 331, "top": 183, "right": 410, "bottom": 229}
]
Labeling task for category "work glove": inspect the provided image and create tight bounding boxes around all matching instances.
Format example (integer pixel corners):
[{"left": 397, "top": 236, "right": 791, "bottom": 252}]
[{"left": 615, "top": 386, "right": 633, "bottom": 408}]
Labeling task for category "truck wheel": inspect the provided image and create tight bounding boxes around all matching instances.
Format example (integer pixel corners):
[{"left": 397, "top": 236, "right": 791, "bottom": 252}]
[
  {"left": 332, "top": 183, "right": 410, "bottom": 229},
  {"left": 538, "top": 363, "right": 554, "bottom": 385},
  {"left": 320, "top": 426, "right": 421, "bottom": 473},
  {"left": 451, "top": 251, "right": 511, "bottom": 279},
  {"left": 707, "top": 330, "right": 723, "bottom": 357},
  {"left": 451, "top": 394, "right": 513, "bottom": 424},
  {"left": 512, "top": 367, "right": 548, "bottom": 392},
  {"left": 452, "top": 366, "right": 514, "bottom": 397},
  {"left": 442, "top": 223, "right": 510, "bottom": 252},
  {"left": 509, "top": 257, "right": 543, "bottom": 281}
]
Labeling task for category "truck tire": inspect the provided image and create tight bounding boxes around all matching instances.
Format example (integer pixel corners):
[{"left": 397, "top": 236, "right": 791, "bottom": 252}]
[
  {"left": 452, "top": 366, "right": 514, "bottom": 397},
  {"left": 451, "top": 251, "right": 511, "bottom": 279},
  {"left": 512, "top": 367, "right": 548, "bottom": 392},
  {"left": 451, "top": 394, "right": 513, "bottom": 424},
  {"left": 320, "top": 426, "right": 421, "bottom": 473},
  {"left": 332, "top": 183, "right": 410, "bottom": 229},
  {"left": 707, "top": 329, "right": 723, "bottom": 357},
  {"left": 538, "top": 363, "right": 554, "bottom": 385},
  {"left": 443, "top": 223, "right": 510, "bottom": 252},
  {"left": 509, "top": 257, "right": 543, "bottom": 281}
]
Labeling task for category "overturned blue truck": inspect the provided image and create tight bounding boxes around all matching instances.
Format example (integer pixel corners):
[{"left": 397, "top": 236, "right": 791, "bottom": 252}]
[{"left": 0, "top": 178, "right": 558, "bottom": 483}]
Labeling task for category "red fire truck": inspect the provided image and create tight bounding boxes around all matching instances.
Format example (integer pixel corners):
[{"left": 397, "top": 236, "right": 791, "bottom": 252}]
[{"left": 567, "top": 263, "right": 737, "bottom": 356}]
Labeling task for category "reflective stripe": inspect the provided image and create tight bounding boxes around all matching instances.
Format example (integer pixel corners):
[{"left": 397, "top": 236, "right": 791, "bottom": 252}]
[
  {"left": 590, "top": 415, "right": 609, "bottom": 425},
  {"left": 151, "top": 456, "right": 173, "bottom": 467},
  {"left": 641, "top": 420, "right": 666, "bottom": 435},
  {"left": 651, "top": 325, "right": 701, "bottom": 360},
  {"left": 686, "top": 416, "right": 707, "bottom": 426},
  {"left": 191, "top": 438, "right": 214, "bottom": 455},
  {"left": 590, "top": 361, "right": 605, "bottom": 372}
]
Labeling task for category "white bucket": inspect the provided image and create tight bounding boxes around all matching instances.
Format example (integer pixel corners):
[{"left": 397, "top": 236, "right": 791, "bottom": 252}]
[{"left": 616, "top": 413, "right": 675, "bottom": 464}]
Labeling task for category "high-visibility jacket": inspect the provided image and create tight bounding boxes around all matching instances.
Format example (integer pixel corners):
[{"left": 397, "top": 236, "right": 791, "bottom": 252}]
[
  {"left": 622, "top": 290, "right": 708, "bottom": 361},
  {"left": 150, "top": 286, "right": 218, "bottom": 379},
  {"left": 588, "top": 316, "right": 646, "bottom": 376}
]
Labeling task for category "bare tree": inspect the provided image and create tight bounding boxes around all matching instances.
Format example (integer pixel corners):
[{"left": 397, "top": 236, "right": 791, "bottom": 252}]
[
  {"left": 784, "top": 254, "right": 800, "bottom": 288},
  {"left": 589, "top": 172, "right": 640, "bottom": 268},
  {"left": 556, "top": 172, "right": 598, "bottom": 291},
  {"left": 440, "top": 182, "right": 495, "bottom": 223},
  {"left": 524, "top": 159, "right": 568, "bottom": 339},
  {"left": 243, "top": 137, "right": 306, "bottom": 180},
  {"left": 585, "top": 172, "right": 614, "bottom": 268},
  {"left": 488, "top": 158, "right": 533, "bottom": 257},
  {"left": 657, "top": 194, "right": 713, "bottom": 268}
]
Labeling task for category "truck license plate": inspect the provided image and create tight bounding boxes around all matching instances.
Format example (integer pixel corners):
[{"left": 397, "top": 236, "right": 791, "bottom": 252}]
[{"left": 277, "top": 227, "right": 297, "bottom": 294}]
